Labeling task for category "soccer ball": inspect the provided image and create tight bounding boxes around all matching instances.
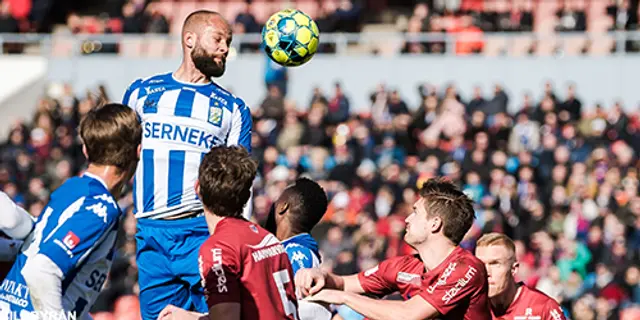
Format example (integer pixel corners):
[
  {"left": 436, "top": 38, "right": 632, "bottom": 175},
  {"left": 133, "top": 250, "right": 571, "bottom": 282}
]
[{"left": 261, "top": 9, "right": 319, "bottom": 67}]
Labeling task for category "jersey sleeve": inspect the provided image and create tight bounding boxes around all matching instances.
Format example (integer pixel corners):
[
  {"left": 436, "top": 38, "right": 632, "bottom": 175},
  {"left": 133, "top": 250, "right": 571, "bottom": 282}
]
[
  {"left": 418, "top": 261, "right": 484, "bottom": 316},
  {"left": 199, "top": 237, "right": 242, "bottom": 307},
  {"left": 543, "top": 300, "right": 567, "bottom": 320},
  {"left": 284, "top": 245, "right": 317, "bottom": 276},
  {"left": 226, "top": 99, "right": 252, "bottom": 152},
  {"left": 357, "top": 257, "right": 402, "bottom": 296},
  {"left": 36, "top": 195, "right": 119, "bottom": 276},
  {"left": 121, "top": 78, "right": 143, "bottom": 113}
]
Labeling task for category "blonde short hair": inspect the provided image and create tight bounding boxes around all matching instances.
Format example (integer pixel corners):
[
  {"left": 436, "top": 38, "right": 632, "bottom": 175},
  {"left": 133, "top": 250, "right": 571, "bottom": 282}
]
[{"left": 476, "top": 233, "right": 516, "bottom": 259}]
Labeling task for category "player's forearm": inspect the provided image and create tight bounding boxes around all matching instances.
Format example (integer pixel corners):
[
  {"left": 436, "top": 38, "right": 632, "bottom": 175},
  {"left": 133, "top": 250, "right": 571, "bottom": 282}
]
[
  {"left": 0, "top": 191, "right": 33, "bottom": 239},
  {"left": 21, "top": 254, "right": 64, "bottom": 312},
  {"left": 324, "top": 271, "right": 345, "bottom": 290},
  {"left": 330, "top": 274, "right": 365, "bottom": 294},
  {"left": 342, "top": 293, "right": 423, "bottom": 320}
]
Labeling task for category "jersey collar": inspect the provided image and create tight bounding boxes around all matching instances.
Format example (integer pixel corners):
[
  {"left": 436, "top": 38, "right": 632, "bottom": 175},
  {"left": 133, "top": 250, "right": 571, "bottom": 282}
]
[
  {"left": 281, "top": 233, "right": 311, "bottom": 243},
  {"left": 83, "top": 172, "right": 108, "bottom": 190}
]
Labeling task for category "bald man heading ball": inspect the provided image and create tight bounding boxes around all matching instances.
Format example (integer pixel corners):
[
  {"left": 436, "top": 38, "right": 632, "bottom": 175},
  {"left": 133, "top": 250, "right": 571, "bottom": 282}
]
[{"left": 121, "top": 10, "right": 253, "bottom": 320}]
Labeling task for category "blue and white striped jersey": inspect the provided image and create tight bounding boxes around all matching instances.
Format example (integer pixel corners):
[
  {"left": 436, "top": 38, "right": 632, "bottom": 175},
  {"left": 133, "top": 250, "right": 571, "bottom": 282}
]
[
  {"left": 0, "top": 173, "right": 121, "bottom": 319},
  {"left": 282, "top": 233, "right": 321, "bottom": 275},
  {"left": 122, "top": 72, "right": 253, "bottom": 219},
  {"left": 282, "top": 233, "right": 331, "bottom": 320}
]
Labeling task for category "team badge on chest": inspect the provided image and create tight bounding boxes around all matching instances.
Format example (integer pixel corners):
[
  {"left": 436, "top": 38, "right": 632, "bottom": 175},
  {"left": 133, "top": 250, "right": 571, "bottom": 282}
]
[{"left": 208, "top": 102, "right": 223, "bottom": 127}]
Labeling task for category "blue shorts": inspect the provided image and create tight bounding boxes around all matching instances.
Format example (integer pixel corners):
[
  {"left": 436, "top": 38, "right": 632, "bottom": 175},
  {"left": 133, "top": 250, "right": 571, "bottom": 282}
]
[{"left": 135, "top": 215, "right": 209, "bottom": 320}]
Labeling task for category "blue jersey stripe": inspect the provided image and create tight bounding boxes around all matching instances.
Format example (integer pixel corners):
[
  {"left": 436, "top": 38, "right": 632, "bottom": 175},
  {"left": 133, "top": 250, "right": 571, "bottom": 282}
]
[
  {"left": 238, "top": 104, "right": 252, "bottom": 152},
  {"left": 167, "top": 150, "right": 186, "bottom": 208},
  {"left": 142, "top": 149, "right": 155, "bottom": 212},
  {"left": 174, "top": 88, "right": 196, "bottom": 117},
  {"left": 143, "top": 89, "right": 166, "bottom": 114},
  {"left": 122, "top": 79, "right": 142, "bottom": 105}
]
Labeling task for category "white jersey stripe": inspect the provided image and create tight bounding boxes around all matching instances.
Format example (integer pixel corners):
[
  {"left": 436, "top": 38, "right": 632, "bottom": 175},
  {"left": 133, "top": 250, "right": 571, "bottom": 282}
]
[{"left": 122, "top": 72, "right": 253, "bottom": 219}]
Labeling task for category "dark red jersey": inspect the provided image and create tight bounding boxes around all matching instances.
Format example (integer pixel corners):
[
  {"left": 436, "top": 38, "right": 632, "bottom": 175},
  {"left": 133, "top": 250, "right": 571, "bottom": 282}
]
[
  {"left": 358, "top": 246, "right": 491, "bottom": 320},
  {"left": 199, "top": 218, "right": 299, "bottom": 320},
  {"left": 492, "top": 283, "right": 566, "bottom": 320}
]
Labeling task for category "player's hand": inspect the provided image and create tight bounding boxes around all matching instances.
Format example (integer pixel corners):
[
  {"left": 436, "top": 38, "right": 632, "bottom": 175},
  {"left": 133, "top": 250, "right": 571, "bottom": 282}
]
[
  {"left": 157, "top": 304, "right": 201, "bottom": 320},
  {"left": 295, "top": 268, "right": 326, "bottom": 297},
  {"left": 305, "top": 289, "right": 346, "bottom": 305}
]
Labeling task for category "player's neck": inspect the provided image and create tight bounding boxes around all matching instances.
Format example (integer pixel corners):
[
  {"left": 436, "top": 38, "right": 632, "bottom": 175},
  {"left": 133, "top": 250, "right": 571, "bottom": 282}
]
[
  {"left": 491, "top": 280, "right": 520, "bottom": 314},
  {"left": 204, "top": 212, "right": 225, "bottom": 235},
  {"left": 174, "top": 62, "right": 211, "bottom": 84},
  {"left": 416, "top": 237, "right": 456, "bottom": 271},
  {"left": 85, "top": 164, "right": 125, "bottom": 197},
  {"left": 275, "top": 223, "right": 294, "bottom": 241}
]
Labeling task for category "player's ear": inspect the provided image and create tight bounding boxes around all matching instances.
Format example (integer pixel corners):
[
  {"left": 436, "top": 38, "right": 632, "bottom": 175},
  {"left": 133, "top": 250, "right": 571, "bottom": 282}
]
[
  {"left": 194, "top": 180, "right": 201, "bottom": 198},
  {"left": 511, "top": 261, "right": 519, "bottom": 276},
  {"left": 136, "top": 144, "right": 142, "bottom": 159},
  {"left": 430, "top": 216, "right": 443, "bottom": 233},
  {"left": 185, "top": 31, "right": 196, "bottom": 49},
  {"left": 82, "top": 144, "right": 88, "bottom": 160},
  {"left": 276, "top": 201, "right": 289, "bottom": 216}
]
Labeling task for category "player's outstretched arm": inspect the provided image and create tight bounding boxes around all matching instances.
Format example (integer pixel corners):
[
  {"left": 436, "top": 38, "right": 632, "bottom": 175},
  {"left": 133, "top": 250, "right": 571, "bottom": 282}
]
[
  {"left": 295, "top": 268, "right": 365, "bottom": 296},
  {"left": 21, "top": 253, "right": 64, "bottom": 313},
  {"left": 306, "top": 290, "right": 439, "bottom": 320},
  {"left": 0, "top": 191, "right": 33, "bottom": 240}
]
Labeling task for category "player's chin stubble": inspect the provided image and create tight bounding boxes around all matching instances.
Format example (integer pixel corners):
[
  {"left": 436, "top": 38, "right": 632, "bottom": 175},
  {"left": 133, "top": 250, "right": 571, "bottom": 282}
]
[{"left": 191, "top": 47, "right": 225, "bottom": 78}]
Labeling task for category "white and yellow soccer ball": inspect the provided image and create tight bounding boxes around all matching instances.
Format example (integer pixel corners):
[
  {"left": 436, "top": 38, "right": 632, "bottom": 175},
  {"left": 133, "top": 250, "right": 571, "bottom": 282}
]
[{"left": 261, "top": 9, "right": 319, "bottom": 67}]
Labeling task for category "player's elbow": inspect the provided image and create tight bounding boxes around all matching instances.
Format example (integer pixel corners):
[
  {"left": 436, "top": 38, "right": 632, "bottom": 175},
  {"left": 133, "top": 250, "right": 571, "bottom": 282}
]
[{"left": 22, "top": 254, "right": 63, "bottom": 293}]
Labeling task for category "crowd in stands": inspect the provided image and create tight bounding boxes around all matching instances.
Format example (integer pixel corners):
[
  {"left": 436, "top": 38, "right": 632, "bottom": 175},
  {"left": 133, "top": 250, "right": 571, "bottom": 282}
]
[
  {"left": 3, "top": 0, "right": 640, "bottom": 55},
  {"left": 1, "top": 76, "right": 639, "bottom": 319}
]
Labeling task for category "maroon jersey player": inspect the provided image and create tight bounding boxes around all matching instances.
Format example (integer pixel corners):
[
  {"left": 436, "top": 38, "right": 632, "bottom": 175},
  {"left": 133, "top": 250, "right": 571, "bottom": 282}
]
[
  {"left": 299, "top": 178, "right": 491, "bottom": 320},
  {"left": 158, "top": 146, "right": 298, "bottom": 320},
  {"left": 475, "top": 233, "right": 566, "bottom": 320}
]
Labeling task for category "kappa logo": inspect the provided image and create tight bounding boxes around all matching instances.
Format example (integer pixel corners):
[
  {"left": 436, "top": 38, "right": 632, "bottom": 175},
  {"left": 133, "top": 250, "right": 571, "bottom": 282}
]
[
  {"left": 94, "top": 194, "right": 117, "bottom": 208},
  {"left": 86, "top": 202, "right": 108, "bottom": 223},
  {"left": 290, "top": 251, "right": 308, "bottom": 264}
]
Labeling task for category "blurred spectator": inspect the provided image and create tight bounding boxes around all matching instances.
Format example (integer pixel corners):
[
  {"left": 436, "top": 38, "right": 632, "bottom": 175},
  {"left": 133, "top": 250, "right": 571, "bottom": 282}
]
[
  {"left": 235, "top": 2, "right": 259, "bottom": 34},
  {"left": 3, "top": 67, "right": 640, "bottom": 320},
  {"left": 326, "top": 82, "right": 350, "bottom": 125},
  {"left": 143, "top": 3, "right": 169, "bottom": 34},
  {"left": 0, "top": 0, "right": 18, "bottom": 33},
  {"left": 121, "top": 2, "right": 143, "bottom": 34}
]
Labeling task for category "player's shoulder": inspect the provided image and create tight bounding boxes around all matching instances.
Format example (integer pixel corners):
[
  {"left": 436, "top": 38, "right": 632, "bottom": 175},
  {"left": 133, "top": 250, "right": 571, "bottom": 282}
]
[
  {"left": 521, "top": 284, "right": 562, "bottom": 307},
  {"left": 126, "top": 72, "right": 173, "bottom": 91},
  {"left": 210, "top": 81, "right": 249, "bottom": 110},
  {"left": 284, "top": 242, "right": 315, "bottom": 265},
  {"left": 48, "top": 176, "right": 120, "bottom": 223},
  {"left": 452, "top": 247, "right": 486, "bottom": 274},
  {"left": 209, "top": 218, "right": 269, "bottom": 246},
  {"left": 375, "top": 254, "right": 422, "bottom": 274}
]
